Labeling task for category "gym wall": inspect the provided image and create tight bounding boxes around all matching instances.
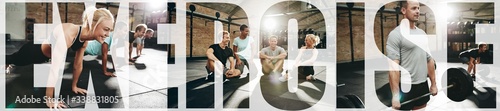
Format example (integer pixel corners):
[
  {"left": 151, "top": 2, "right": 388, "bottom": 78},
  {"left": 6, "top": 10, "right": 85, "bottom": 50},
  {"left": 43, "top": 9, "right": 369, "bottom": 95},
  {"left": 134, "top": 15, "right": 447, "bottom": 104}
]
[
  {"left": 337, "top": 3, "right": 365, "bottom": 63},
  {"left": 23, "top": 3, "right": 119, "bottom": 40},
  {"left": 336, "top": 2, "right": 436, "bottom": 63}
]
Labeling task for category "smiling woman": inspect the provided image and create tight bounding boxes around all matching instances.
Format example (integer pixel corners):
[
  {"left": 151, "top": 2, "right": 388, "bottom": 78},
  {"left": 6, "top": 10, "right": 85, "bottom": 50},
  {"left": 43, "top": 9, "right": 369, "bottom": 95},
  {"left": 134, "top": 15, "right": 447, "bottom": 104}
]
[{"left": 5, "top": 6, "right": 115, "bottom": 109}]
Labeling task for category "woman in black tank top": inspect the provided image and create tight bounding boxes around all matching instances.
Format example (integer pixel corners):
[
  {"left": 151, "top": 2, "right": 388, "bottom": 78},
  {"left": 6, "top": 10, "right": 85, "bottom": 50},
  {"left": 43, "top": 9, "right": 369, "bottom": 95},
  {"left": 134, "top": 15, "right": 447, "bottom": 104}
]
[
  {"left": 297, "top": 34, "right": 319, "bottom": 81},
  {"left": 5, "top": 7, "right": 115, "bottom": 108}
]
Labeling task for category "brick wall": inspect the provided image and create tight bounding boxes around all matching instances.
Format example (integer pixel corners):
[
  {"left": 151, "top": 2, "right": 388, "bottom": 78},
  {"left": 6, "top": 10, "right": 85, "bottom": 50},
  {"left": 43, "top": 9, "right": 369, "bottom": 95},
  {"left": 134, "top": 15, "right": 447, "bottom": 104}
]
[
  {"left": 337, "top": 2, "right": 436, "bottom": 63},
  {"left": 27, "top": 3, "right": 118, "bottom": 25},
  {"left": 337, "top": 3, "right": 366, "bottom": 63}
]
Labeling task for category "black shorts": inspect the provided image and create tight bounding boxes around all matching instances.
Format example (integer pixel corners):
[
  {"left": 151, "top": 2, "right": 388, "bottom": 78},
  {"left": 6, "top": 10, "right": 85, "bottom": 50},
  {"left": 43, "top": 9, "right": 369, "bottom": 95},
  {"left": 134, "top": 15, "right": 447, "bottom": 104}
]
[
  {"left": 6, "top": 42, "right": 50, "bottom": 66},
  {"left": 460, "top": 56, "right": 471, "bottom": 64},
  {"left": 398, "top": 81, "right": 430, "bottom": 110}
]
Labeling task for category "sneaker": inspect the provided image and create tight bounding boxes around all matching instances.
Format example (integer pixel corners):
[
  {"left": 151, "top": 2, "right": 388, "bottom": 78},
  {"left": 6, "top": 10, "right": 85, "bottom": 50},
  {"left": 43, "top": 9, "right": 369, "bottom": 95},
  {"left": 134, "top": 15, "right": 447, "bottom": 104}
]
[
  {"left": 205, "top": 66, "right": 214, "bottom": 81},
  {"left": 239, "top": 72, "right": 248, "bottom": 79},
  {"left": 472, "top": 75, "right": 476, "bottom": 81},
  {"left": 279, "top": 72, "right": 291, "bottom": 82},
  {"left": 205, "top": 72, "right": 214, "bottom": 81},
  {"left": 278, "top": 76, "right": 287, "bottom": 82},
  {"left": 239, "top": 73, "right": 248, "bottom": 79},
  {"left": 6, "top": 65, "right": 12, "bottom": 74}
]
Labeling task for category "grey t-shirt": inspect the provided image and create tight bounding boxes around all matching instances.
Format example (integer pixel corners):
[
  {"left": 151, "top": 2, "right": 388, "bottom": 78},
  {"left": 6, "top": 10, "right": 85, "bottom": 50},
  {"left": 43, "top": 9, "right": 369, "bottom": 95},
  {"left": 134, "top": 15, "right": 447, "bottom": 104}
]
[
  {"left": 260, "top": 46, "right": 286, "bottom": 64},
  {"left": 386, "top": 26, "right": 431, "bottom": 84}
]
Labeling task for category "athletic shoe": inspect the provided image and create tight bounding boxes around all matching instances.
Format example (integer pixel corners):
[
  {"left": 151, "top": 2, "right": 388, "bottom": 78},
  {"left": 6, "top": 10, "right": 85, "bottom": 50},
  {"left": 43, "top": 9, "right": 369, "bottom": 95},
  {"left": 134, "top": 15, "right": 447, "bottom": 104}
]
[
  {"left": 278, "top": 71, "right": 291, "bottom": 82},
  {"left": 6, "top": 65, "right": 12, "bottom": 74},
  {"left": 472, "top": 75, "right": 476, "bottom": 81},
  {"left": 205, "top": 66, "right": 214, "bottom": 81}
]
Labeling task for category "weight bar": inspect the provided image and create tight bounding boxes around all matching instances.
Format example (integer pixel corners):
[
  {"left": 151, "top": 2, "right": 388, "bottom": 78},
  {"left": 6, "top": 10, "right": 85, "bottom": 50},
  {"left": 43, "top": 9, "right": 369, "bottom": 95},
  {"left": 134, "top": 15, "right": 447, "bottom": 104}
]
[
  {"left": 339, "top": 68, "right": 473, "bottom": 109},
  {"left": 399, "top": 84, "right": 454, "bottom": 105},
  {"left": 387, "top": 68, "right": 473, "bottom": 109},
  {"left": 337, "top": 83, "right": 346, "bottom": 87}
]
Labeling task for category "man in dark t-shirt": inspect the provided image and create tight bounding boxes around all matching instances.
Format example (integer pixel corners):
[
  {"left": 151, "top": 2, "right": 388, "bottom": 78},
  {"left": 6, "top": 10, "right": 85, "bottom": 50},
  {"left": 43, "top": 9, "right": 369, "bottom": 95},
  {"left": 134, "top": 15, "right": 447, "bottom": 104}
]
[
  {"left": 206, "top": 31, "right": 242, "bottom": 80},
  {"left": 459, "top": 43, "right": 488, "bottom": 80}
]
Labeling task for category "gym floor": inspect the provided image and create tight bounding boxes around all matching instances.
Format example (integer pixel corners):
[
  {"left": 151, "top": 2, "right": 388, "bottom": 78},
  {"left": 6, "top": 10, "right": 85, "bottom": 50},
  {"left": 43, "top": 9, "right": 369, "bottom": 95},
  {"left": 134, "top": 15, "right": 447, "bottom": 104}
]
[
  {"left": 182, "top": 59, "right": 330, "bottom": 109},
  {"left": 5, "top": 42, "right": 497, "bottom": 109}
]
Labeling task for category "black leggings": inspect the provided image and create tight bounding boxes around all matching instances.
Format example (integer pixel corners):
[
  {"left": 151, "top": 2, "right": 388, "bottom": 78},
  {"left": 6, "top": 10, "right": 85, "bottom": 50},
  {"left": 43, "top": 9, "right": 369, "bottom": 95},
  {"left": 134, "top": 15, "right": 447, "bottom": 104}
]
[
  {"left": 6, "top": 42, "right": 50, "bottom": 66},
  {"left": 298, "top": 66, "right": 314, "bottom": 79}
]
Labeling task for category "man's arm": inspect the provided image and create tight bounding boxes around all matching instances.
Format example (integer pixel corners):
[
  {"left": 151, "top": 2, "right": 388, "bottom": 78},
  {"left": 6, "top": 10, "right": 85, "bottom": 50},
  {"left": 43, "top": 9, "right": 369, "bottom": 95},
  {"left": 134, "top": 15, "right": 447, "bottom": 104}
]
[
  {"left": 206, "top": 48, "right": 219, "bottom": 62},
  {"left": 259, "top": 50, "right": 269, "bottom": 59},
  {"left": 427, "top": 59, "right": 437, "bottom": 95},
  {"left": 226, "top": 56, "right": 237, "bottom": 77},
  {"left": 389, "top": 59, "right": 401, "bottom": 97},
  {"left": 385, "top": 30, "right": 402, "bottom": 109},
  {"left": 275, "top": 49, "right": 288, "bottom": 60},
  {"left": 233, "top": 45, "right": 241, "bottom": 62},
  {"left": 477, "top": 57, "right": 481, "bottom": 64},
  {"left": 229, "top": 56, "right": 236, "bottom": 70},
  {"left": 473, "top": 57, "right": 478, "bottom": 74},
  {"left": 259, "top": 49, "right": 287, "bottom": 60},
  {"left": 388, "top": 59, "right": 401, "bottom": 109}
]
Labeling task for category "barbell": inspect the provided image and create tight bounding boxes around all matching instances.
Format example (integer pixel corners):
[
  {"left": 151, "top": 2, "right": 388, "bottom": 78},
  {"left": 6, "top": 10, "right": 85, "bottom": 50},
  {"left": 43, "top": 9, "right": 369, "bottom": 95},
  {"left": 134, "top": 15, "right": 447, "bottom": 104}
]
[
  {"left": 339, "top": 67, "right": 474, "bottom": 109},
  {"left": 386, "top": 68, "right": 473, "bottom": 109},
  {"left": 396, "top": 67, "right": 473, "bottom": 106}
]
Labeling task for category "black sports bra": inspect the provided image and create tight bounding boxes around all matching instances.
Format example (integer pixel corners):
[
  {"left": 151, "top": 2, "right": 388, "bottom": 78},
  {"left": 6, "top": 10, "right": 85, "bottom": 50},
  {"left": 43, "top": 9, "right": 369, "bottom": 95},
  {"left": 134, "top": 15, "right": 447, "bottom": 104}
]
[{"left": 70, "top": 26, "right": 84, "bottom": 51}]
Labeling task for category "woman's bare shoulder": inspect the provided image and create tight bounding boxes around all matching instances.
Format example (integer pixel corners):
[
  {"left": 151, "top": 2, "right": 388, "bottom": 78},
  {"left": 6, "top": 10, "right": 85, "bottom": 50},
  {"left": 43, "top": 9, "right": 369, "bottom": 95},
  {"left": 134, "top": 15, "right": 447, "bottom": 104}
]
[
  {"left": 61, "top": 23, "right": 79, "bottom": 30},
  {"left": 59, "top": 23, "right": 81, "bottom": 36}
]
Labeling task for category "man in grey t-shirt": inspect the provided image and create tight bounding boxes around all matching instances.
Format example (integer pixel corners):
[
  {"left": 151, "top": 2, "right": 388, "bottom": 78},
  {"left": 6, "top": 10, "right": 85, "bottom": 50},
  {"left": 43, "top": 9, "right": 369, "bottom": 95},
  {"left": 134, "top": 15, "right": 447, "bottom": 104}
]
[
  {"left": 260, "top": 36, "right": 287, "bottom": 75},
  {"left": 386, "top": 0, "right": 437, "bottom": 110}
]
